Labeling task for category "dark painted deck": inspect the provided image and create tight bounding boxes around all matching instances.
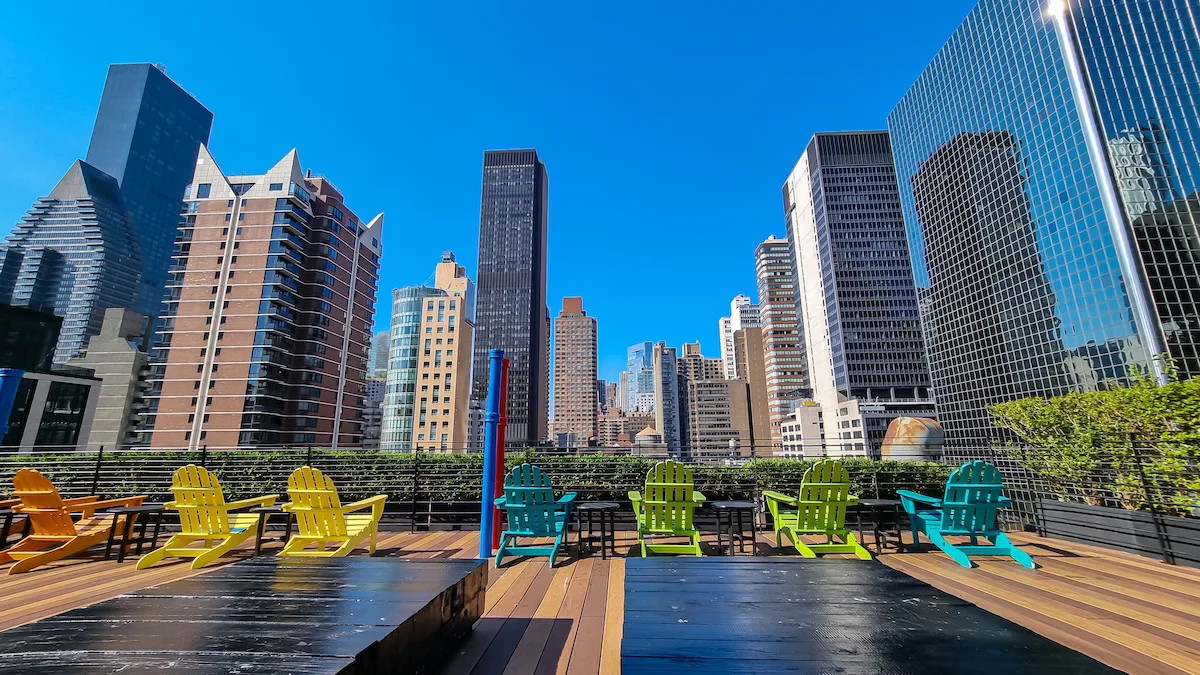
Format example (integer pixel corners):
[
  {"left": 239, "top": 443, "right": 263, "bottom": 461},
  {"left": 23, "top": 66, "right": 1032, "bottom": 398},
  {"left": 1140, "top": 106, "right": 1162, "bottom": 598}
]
[
  {"left": 0, "top": 556, "right": 485, "bottom": 674},
  {"left": 621, "top": 557, "right": 1123, "bottom": 675}
]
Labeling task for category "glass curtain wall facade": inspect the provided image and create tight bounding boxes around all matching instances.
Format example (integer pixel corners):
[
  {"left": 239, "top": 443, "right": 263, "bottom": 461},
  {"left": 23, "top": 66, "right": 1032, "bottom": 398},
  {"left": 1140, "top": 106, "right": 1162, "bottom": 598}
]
[
  {"left": 381, "top": 286, "right": 443, "bottom": 449},
  {"left": 0, "top": 161, "right": 141, "bottom": 363},
  {"left": 471, "top": 149, "right": 550, "bottom": 445},
  {"left": 85, "top": 64, "right": 212, "bottom": 318},
  {"left": 888, "top": 0, "right": 1200, "bottom": 443},
  {"left": 626, "top": 341, "right": 655, "bottom": 412}
]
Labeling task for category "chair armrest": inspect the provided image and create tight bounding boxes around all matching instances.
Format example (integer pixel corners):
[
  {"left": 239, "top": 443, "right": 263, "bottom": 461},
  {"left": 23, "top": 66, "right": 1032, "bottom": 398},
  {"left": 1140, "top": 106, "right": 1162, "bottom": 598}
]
[
  {"left": 493, "top": 496, "right": 507, "bottom": 507},
  {"left": 847, "top": 494, "right": 859, "bottom": 505},
  {"left": 225, "top": 494, "right": 279, "bottom": 511},
  {"left": 342, "top": 494, "right": 387, "bottom": 513},
  {"left": 692, "top": 491, "right": 706, "bottom": 503},
  {"left": 62, "top": 496, "right": 100, "bottom": 506},
  {"left": 762, "top": 490, "right": 797, "bottom": 506},
  {"left": 556, "top": 492, "right": 577, "bottom": 506},
  {"left": 997, "top": 496, "right": 1013, "bottom": 506},
  {"left": 628, "top": 491, "right": 642, "bottom": 512},
  {"left": 897, "top": 490, "right": 942, "bottom": 513},
  {"left": 82, "top": 496, "right": 146, "bottom": 511}
]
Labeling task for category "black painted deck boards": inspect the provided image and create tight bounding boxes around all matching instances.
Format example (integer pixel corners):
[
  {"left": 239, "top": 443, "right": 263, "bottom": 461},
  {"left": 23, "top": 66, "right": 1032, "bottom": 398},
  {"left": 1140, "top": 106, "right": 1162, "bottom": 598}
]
[
  {"left": 0, "top": 556, "right": 486, "bottom": 675},
  {"left": 621, "top": 558, "right": 1125, "bottom": 675}
]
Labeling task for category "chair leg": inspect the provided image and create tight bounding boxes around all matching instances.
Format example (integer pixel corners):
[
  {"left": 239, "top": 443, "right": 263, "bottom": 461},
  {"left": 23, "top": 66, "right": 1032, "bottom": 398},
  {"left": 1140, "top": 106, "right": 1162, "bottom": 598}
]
[
  {"left": 368, "top": 525, "right": 377, "bottom": 555},
  {"left": 0, "top": 537, "right": 45, "bottom": 566},
  {"left": 191, "top": 531, "right": 251, "bottom": 569},
  {"left": 843, "top": 531, "right": 872, "bottom": 560},
  {"left": 8, "top": 537, "right": 95, "bottom": 574},
  {"left": 788, "top": 529, "right": 816, "bottom": 558},
  {"left": 692, "top": 532, "right": 702, "bottom": 557},
  {"left": 993, "top": 531, "right": 1036, "bottom": 569},
  {"left": 928, "top": 530, "right": 972, "bottom": 568},
  {"left": 136, "top": 534, "right": 189, "bottom": 570},
  {"left": 494, "top": 534, "right": 508, "bottom": 568}
]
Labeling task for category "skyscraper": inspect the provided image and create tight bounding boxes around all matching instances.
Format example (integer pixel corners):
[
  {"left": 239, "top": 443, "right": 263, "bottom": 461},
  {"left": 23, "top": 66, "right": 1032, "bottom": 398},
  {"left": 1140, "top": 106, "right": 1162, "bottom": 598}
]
[
  {"left": 888, "top": 0, "right": 1200, "bottom": 442},
  {"left": 472, "top": 150, "right": 549, "bottom": 446},
  {"left": 367, "top": 329, "right": 390, "bottom": 378},
  {"left": 718, "top": 294, "right": 760, "bottom": 379},
  {"left": 84, "top": 64, "right": 213, "bottom": 318},
  {"left": 782, "top": 131, "right": 935, "bottom": 455},
  {"left": 382, "top": 286, "right": 444, "bottom": 450},
  {"left": 0, "top": 161, "right": 141, "bottom": 363},
  {"left": 755, "top": 235, "right": 807, "bottom": 448},
  {"left": 413, "top": 253, "right": 475, "bottom": 452},
  {"left": 626, "top": 341, "right": 655, "bottom": 412},
  {"left": 552, "top": 297, "right": 598, "bottom": 441},
  {"left": 651, "top": 341, "right": 683, "bottom": 457},
  {"left": 734, "top": 326, "right": 774, "bottom": 455},
  {"left": 140, "top": 147, "right": 382, "bottom": 449}
]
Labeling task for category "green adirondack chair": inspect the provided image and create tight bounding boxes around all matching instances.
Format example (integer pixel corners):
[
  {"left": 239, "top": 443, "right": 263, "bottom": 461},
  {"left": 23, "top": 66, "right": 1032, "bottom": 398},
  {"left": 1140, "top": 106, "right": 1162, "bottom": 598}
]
[
  {"left": 494, "top": 464, "right": 576, "bottom": 567},
  {"left": 763, "top": 459, "right": 870, "bottom": 559},
  {"left": 898, "top": 460, "right": 1035, "bottom": 569},
  {"left": 628, "top": 460, "right": 705, "bottom": 556}
]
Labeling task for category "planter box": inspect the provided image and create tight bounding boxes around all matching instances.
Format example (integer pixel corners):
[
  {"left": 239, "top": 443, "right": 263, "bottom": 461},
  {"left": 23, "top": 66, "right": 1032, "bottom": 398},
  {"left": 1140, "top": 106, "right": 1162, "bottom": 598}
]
[{"left": 1037, "top": 499, "right": 1200, "bottom": 568}]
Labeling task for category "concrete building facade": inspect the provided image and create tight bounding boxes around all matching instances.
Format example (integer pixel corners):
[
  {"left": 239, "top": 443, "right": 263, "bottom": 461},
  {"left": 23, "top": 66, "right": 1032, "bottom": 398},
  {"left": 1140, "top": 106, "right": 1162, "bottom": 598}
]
[
  {"left": 755, "top": 235, "right": 808, "bottom": 446},
  {"left": 552, "top": 296, "right": 598, "bottom": 441},
  {"left": 67, "top": 308, "right": 150, "bottom": 449}
]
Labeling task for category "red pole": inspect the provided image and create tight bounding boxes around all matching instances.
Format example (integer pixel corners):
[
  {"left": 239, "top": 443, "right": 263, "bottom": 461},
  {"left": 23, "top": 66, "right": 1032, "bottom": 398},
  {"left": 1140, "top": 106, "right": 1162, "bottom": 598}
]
[{"left": 491, "top": 358, "right": 510, "bottom": 550}]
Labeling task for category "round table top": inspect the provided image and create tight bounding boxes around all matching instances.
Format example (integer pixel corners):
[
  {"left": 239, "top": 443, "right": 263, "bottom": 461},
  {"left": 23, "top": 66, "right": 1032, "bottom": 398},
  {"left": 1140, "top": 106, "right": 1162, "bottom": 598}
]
[
  {"left": 856, "top": 498, "right": 902, "bottom": 507},
  {"left": 710, "top": 500, "right": 756, "bottom": 510},
  {"left": 104, "top": 503, "right": 166, "bottom": 513},
  {"left": 574, "top": 501, "right": 619, "bottom": 511}
]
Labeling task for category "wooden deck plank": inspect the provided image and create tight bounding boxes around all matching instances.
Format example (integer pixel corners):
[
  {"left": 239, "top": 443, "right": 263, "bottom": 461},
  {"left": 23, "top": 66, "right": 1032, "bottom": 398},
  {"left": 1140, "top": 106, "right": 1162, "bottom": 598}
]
[
  {"left": 503, "top": 564, "right": 574, "bottom": 675},
  {"left": 538, "top": 556, "right": 593, "bottom": 675},
  {"left": 565, "top": 558, "right": 609, "bottom": 675},
  {"left": 440, "top": 559, "right": 543, "bottom": 675},
  {"left": 598, "top": 558, "right": 625, "bottom": 675}
]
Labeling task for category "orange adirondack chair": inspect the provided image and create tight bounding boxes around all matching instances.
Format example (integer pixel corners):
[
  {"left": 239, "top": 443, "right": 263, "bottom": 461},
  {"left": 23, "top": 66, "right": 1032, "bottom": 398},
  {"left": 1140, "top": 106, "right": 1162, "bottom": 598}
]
[{"left": 0, "top": 469, "right": 145, "bottom": 574}]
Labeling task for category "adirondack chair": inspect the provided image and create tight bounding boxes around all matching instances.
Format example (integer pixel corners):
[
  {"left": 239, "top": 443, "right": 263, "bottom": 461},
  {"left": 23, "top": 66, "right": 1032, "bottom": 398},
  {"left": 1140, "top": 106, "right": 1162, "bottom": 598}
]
[
  {"left": 136, "top": 465, "right": 278, "bottom": 570},
  {"left": 628, "top": 460, "right": 705, "bottom": 556},
  {"left": 279, "top": 466, "right": 386, "bottom": 557},
  {"left": 763, "top": 459, "right": 870, "bottom": 560},
  {"left": 494, "top": 464, "right": 576, "bottom": 567},
  {"left": 0, "top": 469, "right": 145, "bottom": 574},
  {"left": 898, "top": 460, "right": 1035, "bottom": 569}
]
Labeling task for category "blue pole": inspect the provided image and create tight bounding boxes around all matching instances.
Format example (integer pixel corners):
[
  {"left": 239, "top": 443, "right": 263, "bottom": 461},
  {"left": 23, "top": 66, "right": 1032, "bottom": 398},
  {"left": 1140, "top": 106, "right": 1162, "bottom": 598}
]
[
  {"left": 0, "top": 369, "right": 26, "bottom": 440},
  {"left": 479, "top": 349, "right": 504, "bottom": 559}
]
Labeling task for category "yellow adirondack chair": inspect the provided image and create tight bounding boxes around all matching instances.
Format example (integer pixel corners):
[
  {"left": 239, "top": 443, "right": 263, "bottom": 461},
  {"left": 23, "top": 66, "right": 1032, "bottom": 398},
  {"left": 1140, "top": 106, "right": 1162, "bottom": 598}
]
[
  {"left": 136, "top": 465, "right": 277, "bottom": 570},
  {"left": 1, "top": 468, "right": 145, "bottom": 574},
  {"left": 279, "top": 466, "right": 386, "bottom": 557}
]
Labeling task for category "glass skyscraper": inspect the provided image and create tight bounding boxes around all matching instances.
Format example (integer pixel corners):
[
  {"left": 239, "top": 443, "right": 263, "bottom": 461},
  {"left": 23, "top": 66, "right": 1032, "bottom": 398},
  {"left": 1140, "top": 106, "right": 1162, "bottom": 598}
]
[
  {"left": 471, "top": 149, "right": 550, "bottom": 445},
  {"left": 0, "top": 161, "right": 141, "bottom": 363},
  {"left": 381, "top": 286, "right": 443, "bottom": 449},
  {"left": 85, "top": 63, "right": 212, "bottom": 319},
  {"left": 626, "top": 341, "right": 655, "bottom": 412},
  {"left": 888, "top": 0, "right": 1200, "bottom": 442}
]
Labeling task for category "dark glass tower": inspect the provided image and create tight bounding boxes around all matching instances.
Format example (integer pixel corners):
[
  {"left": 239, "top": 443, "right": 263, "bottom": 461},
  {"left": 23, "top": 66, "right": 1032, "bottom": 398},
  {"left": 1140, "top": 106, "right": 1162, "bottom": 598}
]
[
  {"left": 472, "top": 149, "right": 550, "bottom": 445},
  {"left": 0, "top": 161, "right": 141, "bottom": 363},
  {"left": 783, "top": 131, "right": 935, "bottom": 453},
  {"left": 888, "top": 0, "right": 1200, "bottom": 443},
  {"left": 85, "top": 63, "right": 212, "bottom": 319}
]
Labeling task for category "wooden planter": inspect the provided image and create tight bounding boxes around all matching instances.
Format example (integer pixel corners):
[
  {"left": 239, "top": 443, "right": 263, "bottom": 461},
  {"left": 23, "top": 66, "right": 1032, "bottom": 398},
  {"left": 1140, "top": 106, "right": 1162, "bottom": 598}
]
[{"left": 1037, "top": 499, "right": 1200, "bottom": 568}]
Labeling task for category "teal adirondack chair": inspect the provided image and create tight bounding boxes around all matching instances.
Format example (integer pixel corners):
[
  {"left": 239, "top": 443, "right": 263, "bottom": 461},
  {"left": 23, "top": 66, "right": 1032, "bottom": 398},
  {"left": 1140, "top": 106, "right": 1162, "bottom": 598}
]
[
  {"left": 763, "top": 459, "right": 870, "bottom": 559},
  {"left": 629, "top": 460, "right": 705, "bottom": 556},
  {"left": 494, "top": 464, "right": 576, "bottom": 567},
  {"left": 898, "top": 460, "right": 1035, "bottom": 569}
]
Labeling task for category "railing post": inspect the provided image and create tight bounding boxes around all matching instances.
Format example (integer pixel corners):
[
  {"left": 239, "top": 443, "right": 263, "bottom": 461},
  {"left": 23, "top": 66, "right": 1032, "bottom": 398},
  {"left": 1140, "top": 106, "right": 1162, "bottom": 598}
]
[
  {"left": 200, "top": 444, "right": 208, "bottom": 468},
  {"left": 306, "top": 445, "right": 313, "bottom": 467},
  {"left": 90, "top": 445, "right": 104, "bottom": 495}
]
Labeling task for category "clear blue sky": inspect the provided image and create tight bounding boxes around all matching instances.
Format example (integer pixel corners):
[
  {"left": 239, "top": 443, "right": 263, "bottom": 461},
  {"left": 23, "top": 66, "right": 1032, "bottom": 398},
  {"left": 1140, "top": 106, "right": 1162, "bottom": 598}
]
[{"left": 0, "top": 1, "right": 974, "bottom": 383}]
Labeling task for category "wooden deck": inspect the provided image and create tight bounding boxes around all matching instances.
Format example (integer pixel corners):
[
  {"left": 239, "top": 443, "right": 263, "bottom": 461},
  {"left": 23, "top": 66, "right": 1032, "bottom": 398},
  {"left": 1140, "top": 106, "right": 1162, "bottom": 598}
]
[{"left": 1, "top": 528, "right": 1198, "bottom": 674}]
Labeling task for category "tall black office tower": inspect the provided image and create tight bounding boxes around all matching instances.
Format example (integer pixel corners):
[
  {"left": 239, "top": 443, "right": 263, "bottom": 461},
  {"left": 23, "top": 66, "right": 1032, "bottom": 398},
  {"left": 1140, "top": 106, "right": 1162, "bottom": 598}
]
[
  {"left": 472, "top": 149, "right": 550, "bottom": 445},
  {"left": 85, "top": 63, "right": 213, "bottom": 319}
]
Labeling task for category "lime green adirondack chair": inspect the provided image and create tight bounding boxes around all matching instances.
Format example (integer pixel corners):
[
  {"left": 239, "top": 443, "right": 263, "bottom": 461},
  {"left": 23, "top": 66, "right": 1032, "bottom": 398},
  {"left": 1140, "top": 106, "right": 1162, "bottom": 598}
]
[
  {"left": 494, "top": 464, "right": 576, "bottom": 567},
  {"left": 898, "top": 460, "right": 1035, "bottom": 569},
  {"left": 629, "top": 460, "right": 705, "bottom": 556},
  {"left": 763, "top": 459, "right": 870, "bottom": 559}
]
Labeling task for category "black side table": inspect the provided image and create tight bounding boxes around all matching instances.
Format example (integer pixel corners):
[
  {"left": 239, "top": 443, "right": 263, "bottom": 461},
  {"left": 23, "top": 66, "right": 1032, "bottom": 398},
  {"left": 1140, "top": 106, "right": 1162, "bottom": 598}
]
[
  {"left": 573, "top": 502, "right": 618, "bottom": 559},
  {"left": 711, "top": 500, "right": 757, "bottom": 556},
  {"left": 250, "top": 505, "right": 295, "bottom": 556},
  {"left": 104, "top": 504, "right": 166, "bottom": 563},
  {"left": 851, "top": 498, "right": 905, "bottom": 554}
]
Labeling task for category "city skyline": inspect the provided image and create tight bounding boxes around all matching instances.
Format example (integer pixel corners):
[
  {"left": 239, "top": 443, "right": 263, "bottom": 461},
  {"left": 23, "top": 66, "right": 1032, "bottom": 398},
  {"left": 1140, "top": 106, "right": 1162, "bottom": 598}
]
[{"left": 0, "top": 2, "right": 978, "bottom": 383}]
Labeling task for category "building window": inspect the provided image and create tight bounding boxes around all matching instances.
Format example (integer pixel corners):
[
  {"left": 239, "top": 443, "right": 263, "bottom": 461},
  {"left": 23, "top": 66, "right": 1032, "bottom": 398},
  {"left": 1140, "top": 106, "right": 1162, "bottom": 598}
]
[
  {"left": 269, "top": 183, "right": 283, "bottom": 191},
  {"left": 196, "top": 184, "right": 211, "bottom": 199}
]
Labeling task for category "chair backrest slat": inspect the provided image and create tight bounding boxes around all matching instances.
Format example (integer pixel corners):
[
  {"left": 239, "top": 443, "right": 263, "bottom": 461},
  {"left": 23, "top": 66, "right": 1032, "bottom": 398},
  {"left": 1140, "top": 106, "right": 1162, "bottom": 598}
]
[
  {"left": 12, "top": 468, "right": 76, "bottom": 536},
  {"left": 171, "top": 464, "right": 231, "bottom": 535},
  {"left": 796, "top": 459, "right": 852, "bottom": 531},
  {"left": 502, "top": 464, "right": 558, "bottom": 536},
  {"left": 287, "top": 466, "right": 347, "bottom": 538},
  {"left": 644, "top": 460, "right": 697, "bottom": 532},
  {"left": 941, "top": 460, "right": 1006, "bottom": 533}
]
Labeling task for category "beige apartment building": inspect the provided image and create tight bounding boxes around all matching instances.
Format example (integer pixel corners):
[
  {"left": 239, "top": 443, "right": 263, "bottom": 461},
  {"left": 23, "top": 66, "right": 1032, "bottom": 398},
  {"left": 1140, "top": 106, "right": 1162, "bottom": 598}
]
[
  {"left": 687, "top": 378, "right": 754, "bottom": 461},
  {"left": 413, "top": 254, "right": 475, "bottom": 451},
  {"left": 552, "top": 297, "right": 598, "bottom": 441},
  {"left": 755, "top": 235, "right": 807, "bottom": 447},
  {"left": 734, "top": 326, "right": 776, "bottom": 455}
]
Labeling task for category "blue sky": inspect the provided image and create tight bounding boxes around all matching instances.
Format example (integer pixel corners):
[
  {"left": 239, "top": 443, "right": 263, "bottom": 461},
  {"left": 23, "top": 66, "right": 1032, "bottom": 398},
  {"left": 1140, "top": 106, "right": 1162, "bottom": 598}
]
[{"left": 0, "top": 1, "right": 974, "bottom": 382}]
